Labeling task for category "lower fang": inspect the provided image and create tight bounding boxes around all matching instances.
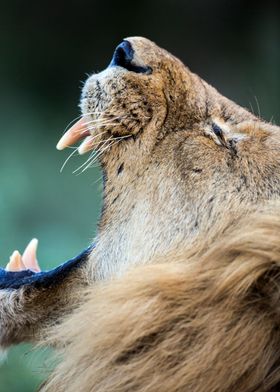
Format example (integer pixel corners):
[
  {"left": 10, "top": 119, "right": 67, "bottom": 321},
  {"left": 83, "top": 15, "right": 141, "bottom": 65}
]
[{"left": 6, "top": 250, "right": 26, "bottom": 272}]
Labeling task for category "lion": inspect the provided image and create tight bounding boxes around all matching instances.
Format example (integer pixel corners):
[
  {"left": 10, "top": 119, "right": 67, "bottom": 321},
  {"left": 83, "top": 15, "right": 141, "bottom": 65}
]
[{"left": 1, "top": 37, "right": 280, "bottom": 391}]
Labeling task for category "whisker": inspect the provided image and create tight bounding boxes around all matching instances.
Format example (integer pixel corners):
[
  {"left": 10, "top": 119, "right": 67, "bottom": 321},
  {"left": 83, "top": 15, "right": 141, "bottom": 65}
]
[
  {"left": 83, "top": 111, "right": 109, "bottom": 115},
  {"left": 62, "top": 112, "right": 124, "bottom": 135},
  {"left": 82, "top": 116, "right": 126, "bottom": 127},
  {"left": 60, "top": 147, "right": 79, "bottom": 173},
  {"left": 71, "top": 132, "right": 109, "bottom": 174},
  {"left": 254, "top": 96, "right": 261, "bottom": 118},
  {"left": 65, "top": 146, "right": 80, "bottom": 149},
  {"left": 72, "top": 150, "right": 98, "bottom": 175},
  {"left": 82, "top": 135, "right": 120, "bottom": 173},
  {"left": 84, "top": 111, "right": 123, "bottom": 117},
  {"left": 78, "top": 137, "right": 116, "bottom": 174},
  {"left": 84, "top": 130, "right": 109, "bottom": 140},
  {"left": 68, "top": 131, "right": 132, "bottom": 175},
  {"left": 82, "top": 118, "right": 120, "bottom": 126},
  {"left": 74, "top": 135, "right": 114, "bottom": 175},
  {"left": 92, "top": 173, "right": 104, "bottom": 185},
  {"left": 59, "top": 130, "right": 111, "bottom": 174},
  {"left": 63, "top": 114, "right": 83, "bottom": 132},
  {"left": 86, "top": 123, "right": 120, "bottom": 131},
  {"left": 86, "top": 135, "right": 131, "bottom": 170},
  {"left": 88, "top": 138, "right": 127, "bottom": 170},
  {"left": 83, "top": 140, "right": 115, "bottom": 172}
]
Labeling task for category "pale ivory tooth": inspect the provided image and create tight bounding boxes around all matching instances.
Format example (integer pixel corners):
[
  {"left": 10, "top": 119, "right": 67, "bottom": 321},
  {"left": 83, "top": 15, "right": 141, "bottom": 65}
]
[
  {"left": 78, "top": 135, "right": 94, "bottom": 155},
  {"left": 6, "top": 250, "right": 26, "bottom": 272},
  {"left": 56, "top": 118, "right": 89, "bottom": 150},
  {"left": 22, "top": 238, "right": 41, "bottom": 272}
]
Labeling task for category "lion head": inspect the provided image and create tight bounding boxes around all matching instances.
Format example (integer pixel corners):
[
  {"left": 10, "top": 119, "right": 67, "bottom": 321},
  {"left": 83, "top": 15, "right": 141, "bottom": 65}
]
[{"left": 56, "top": 37, "right": 280, "bottom": 279}]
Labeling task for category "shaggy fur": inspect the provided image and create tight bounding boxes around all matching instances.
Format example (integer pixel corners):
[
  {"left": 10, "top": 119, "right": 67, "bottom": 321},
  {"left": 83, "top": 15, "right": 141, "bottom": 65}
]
[
  {"left": 2, "top": 37, "right": 280, "bottom": 391},
  {"left": 43, "top": 206, "right": 280, "bottom": 392}
]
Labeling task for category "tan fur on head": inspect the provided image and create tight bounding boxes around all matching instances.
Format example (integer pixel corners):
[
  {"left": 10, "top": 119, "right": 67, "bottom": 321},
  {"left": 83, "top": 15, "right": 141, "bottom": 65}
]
[
  {"left": 82, "top": 37, "right": 280, "bottom": 282},
  {"left": 2, "top": 37, "right": 280, "bottom": 391}
]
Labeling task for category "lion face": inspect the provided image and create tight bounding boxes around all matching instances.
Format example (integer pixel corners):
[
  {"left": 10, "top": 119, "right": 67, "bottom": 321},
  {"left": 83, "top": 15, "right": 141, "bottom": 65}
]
[
  {"left": 72, "top": 37, "right": 267, "bottom": 169},
  {"left": 78, "top": 37, "right": 196, "bottom": 158}
]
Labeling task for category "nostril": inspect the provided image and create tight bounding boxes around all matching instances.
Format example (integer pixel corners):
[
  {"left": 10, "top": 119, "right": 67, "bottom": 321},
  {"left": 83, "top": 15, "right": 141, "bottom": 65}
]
[
  {"left": 110, "top": 40, "right": 134, "bottom": 68},
  {"left": 109, "top": 40, "right": 152, "bottom": 75}
]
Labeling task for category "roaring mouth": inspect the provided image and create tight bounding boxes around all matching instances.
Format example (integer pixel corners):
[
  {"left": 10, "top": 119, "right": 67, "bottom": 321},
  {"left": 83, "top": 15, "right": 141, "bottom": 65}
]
[
  {"left": 0, "top": 38, "right": 151, "bottom": 289},
  {"left": 0, "top": 113, "right": 121, "bottom": 286},
  {"left": 0, "top": 117, "right": 96, "bottom": 285}
]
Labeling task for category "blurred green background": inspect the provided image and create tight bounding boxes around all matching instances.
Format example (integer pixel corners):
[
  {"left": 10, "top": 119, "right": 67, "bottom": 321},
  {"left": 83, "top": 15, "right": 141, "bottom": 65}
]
[{"left": 0, "top": 0, "right": 279, "bottom": 390}]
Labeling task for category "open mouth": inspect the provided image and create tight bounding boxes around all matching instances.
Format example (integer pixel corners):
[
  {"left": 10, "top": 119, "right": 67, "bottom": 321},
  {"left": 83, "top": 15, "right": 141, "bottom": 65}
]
[
  {"left": 0, "top": 118, "right": 96, "bottom": 287},
  {"left": 1, "top": 38, "right": 150, "bottom": 288},
  {"left": 0, "top": 117, "right": 97, "bottom": 289}
]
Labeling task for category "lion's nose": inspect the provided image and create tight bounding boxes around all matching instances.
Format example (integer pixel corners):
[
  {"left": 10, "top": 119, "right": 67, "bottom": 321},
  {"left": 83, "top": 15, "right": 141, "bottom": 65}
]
[
  {"left": 109, "top": 40, "right": 152, "bottom": 74},
  {"left": 110, "top": 40, "right": 134, "bottom": 68}
]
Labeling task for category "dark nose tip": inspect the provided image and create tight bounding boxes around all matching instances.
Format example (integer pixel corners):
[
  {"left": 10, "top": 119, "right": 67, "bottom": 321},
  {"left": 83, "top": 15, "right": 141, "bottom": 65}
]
[
  {"left": 109, "top": 40, "right": 152, "bottom": 74},
  {"left": 110, "top": 40, "right": 134, "bottom": 68}
]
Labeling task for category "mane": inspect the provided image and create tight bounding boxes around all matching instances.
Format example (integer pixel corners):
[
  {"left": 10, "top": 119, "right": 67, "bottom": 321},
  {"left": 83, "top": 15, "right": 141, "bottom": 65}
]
[{"left": 42, "top": 202, "right": 280, "bottom": 392}]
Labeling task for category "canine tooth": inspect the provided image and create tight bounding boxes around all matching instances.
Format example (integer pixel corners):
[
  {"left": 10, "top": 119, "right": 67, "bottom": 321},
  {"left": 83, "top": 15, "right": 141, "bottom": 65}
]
[
  {"left": 56, "top": 118, "right": 89, "bottom": 150},
  {"left": 78, "top": 136, "right": 94, "bottom": 155},
  {"left": 22, "top": 238, "right": 41, "bottom": 272},
  {"left": 6, "top": 250, "right": 26, "bottom": 272}
]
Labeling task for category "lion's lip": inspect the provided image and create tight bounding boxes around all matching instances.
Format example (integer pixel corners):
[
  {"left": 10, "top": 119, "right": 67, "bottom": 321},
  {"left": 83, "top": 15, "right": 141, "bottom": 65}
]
[
  {"left": 56, "top": 118, "right": 92, "bottom": 154},
  {"left": 0, "top": 246, "right": 93, "bottom": 290}
]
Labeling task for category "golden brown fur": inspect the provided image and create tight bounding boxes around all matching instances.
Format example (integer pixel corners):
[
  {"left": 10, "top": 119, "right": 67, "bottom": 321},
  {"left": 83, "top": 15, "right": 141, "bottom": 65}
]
[
  {"left": 2, "top": 37, "right": 280, "bottom": 391},
  {"left": 44, "top": 205, "right": 280, "bottom": 392}
]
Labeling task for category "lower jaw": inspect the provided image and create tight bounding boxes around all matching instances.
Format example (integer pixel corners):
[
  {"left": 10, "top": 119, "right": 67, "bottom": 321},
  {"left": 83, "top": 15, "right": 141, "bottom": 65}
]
[{"left": 0, "top": 245, "right": 93, "bottom": 290}]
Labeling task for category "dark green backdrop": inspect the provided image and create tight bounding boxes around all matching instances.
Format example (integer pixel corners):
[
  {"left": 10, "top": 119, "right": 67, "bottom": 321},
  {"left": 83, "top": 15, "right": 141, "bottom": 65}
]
[{"left": 0, "top": 0, "right": 279, "bottom": 390}]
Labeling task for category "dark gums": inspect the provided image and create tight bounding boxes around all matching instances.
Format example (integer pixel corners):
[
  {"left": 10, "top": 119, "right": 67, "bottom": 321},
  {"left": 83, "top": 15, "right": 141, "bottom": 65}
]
[{"left": 0, "top": 245, "right": 94, "bottom": 290}]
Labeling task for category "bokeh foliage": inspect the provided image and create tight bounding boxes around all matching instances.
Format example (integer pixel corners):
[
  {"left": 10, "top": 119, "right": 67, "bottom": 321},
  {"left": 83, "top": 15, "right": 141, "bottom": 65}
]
[{"left": 0, "top": 0, "right": 279, "bottom": 390}]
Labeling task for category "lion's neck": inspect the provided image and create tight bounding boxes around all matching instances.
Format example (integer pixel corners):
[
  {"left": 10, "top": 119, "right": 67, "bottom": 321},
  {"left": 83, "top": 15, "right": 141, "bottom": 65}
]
[{"left": 89, "top": 152, "right": 200, "bottom": 280}]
